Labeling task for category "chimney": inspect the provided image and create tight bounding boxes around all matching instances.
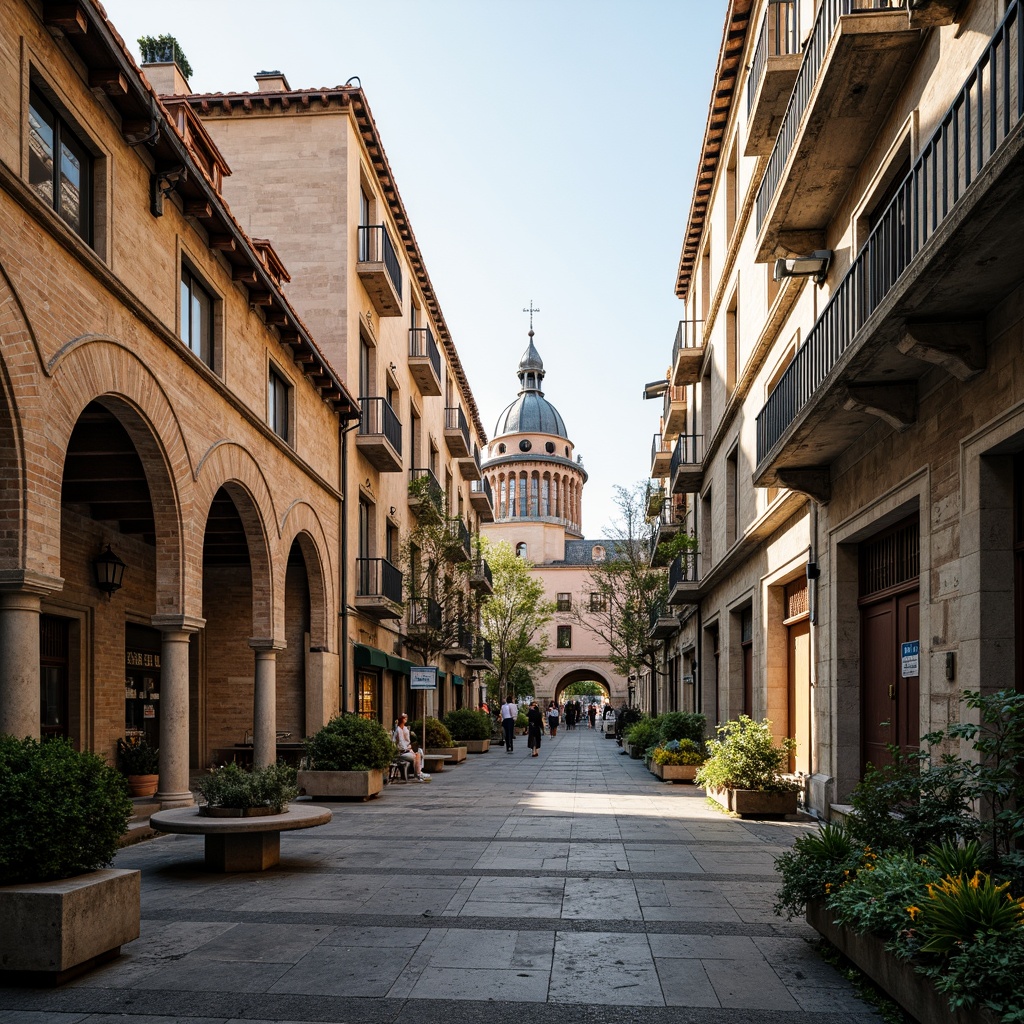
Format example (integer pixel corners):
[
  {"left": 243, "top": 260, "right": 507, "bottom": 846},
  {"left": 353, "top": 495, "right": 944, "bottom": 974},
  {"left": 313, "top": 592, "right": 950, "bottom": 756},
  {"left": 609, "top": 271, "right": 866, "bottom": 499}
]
[
  {"left": 255, "top": 70, "right": 290, "bottom": 93},
  {"left": 144, "top": 62, "right": 191, "bottom": 97}
]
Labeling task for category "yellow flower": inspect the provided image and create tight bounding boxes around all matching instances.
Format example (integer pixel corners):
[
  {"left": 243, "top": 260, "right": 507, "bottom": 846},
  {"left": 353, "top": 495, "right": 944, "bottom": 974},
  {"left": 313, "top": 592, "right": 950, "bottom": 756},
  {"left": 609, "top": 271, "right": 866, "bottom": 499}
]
[{"left": 906, "top": 906, "right": 920, "bottom": 920}]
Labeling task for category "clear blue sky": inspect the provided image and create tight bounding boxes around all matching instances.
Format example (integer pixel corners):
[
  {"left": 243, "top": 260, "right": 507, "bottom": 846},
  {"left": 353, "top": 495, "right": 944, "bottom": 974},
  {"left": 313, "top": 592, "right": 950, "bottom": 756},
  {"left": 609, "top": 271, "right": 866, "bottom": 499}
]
[{"left": 101, "top": 0, "right": 727, "bottom": 536}]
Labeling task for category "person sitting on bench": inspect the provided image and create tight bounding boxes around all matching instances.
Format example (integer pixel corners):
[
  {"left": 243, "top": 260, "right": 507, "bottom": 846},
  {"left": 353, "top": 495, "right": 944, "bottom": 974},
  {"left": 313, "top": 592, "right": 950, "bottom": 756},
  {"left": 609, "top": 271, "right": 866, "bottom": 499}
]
[{"left": 392, "top": 714, "right": 429, "bottom": 780}]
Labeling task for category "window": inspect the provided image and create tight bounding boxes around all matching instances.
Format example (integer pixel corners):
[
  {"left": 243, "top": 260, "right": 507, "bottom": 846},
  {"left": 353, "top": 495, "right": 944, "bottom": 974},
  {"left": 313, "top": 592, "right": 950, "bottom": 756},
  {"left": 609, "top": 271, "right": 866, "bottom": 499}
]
[
  {"left": 268, "top": 365, "right": 290, "bottom": 441},
  {"left": 557, "top": 625, "right": 572, "bottom": 649},
  {"left": 519, "top": 439, "right": 532, "bottom": 452},
  {"left": 516, "top": 542, "right": 527, "bottom": 558},
  {"left": 180, "top": 266, "right": 213, "bottom": 366},
  {"left": 592, "top": 545, "right": 606, "bottom": 562},
  {"left": 498, "top": 443, "right": 506, "bottom": 454},
  {"left": 556, "top": 593, "right": 571, "bottom": 612},
  {"left": 589, "top": 593, "right": 607, "bottom": 613},
  {"left": 357, "top": 670, "right": 378, "bottom": 720},
  {"left": 29, "top": 87, "right": 91, "bottom": 242}
]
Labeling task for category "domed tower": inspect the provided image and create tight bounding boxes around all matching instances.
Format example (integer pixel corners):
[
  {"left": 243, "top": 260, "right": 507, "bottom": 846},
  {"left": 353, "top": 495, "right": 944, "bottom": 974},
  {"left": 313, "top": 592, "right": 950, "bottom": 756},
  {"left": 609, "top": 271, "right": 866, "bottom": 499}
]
[{"left": 482, "top": 328, "right": 587, "bottom": 563}]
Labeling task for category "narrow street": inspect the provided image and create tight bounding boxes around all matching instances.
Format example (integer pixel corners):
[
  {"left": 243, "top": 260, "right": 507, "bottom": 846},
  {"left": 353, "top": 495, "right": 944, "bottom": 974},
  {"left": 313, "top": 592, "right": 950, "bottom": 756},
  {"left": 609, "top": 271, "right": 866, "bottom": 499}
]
[{"left": 1, "top": 729, "right": 881, "bottom": 1024}]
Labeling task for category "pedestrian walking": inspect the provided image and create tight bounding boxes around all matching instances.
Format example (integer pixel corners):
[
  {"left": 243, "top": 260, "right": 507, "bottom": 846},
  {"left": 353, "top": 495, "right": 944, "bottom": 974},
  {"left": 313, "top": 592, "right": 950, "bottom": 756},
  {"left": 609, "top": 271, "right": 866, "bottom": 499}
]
[
  {"left": 500, "top": 695, "right": 517, "bottom": 753},
  {"left": 527, "top": 702, "right": 543, "bottom": 757},
  {"left": 588, "top": 703, "right": 597, "bottom": 730},
  {"left": 547, "top": 700, "right": 559, "bottom": 736},
  {"left": 565, "top": 703, "right": 576, "bottom": 730}
]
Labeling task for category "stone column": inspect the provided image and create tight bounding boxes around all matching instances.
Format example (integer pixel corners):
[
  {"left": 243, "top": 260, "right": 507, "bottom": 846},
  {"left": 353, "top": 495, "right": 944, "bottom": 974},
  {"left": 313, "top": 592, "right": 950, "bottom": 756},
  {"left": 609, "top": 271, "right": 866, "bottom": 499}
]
[
  {"left": 0, "top": 588, "right": 45, "bottom": 739},
  {"left": 251, "top": 641, "right": 283, "bottom": 767},
  {"left": 152, "top": 614, "right": 204, "bottom": 809}
]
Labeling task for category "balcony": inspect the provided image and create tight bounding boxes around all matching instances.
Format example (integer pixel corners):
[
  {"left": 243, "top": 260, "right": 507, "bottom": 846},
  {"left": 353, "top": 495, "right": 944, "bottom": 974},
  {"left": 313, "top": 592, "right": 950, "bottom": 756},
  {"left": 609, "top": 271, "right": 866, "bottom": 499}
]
[
  {"left": 444, "top": 406, "right": 471, "bottom": 458},
  {"left": 407, "top": 596, "right": 441, "bottom": 634},
  {"left": 755, "top": 3, "right": 1024, "bottom": 493},
  {"left": 663, "top": 385, "right": 688, "bottom": 438},
  {"left": 648, "top": 602, "right": 679, "bottom": 640},
  {"left": 645, "top": 486, "right": 666, "bottom": 519},
  {"left": 650, "top": 433, "right": 673, "bottom": 479},
  {"left": 652, "top": 497, "right": 687, "bottom": 556},
  {"left": 670, "top": 434, "right": 703, "bottom": 495},
  {"left": 464, "top": 637, "right": 495, "bottom": 672},
  {"left": 459, "top": 443, "right": 482, "bottom": 481},
  {"left": 354, "top": 557, "right": 403, "bottom": 620},
  {"left": 445, "top": 624, "right": 473, "bottom": 659},
  {"left": 409, "top": 326, "right": 442, "bottom": 396},
  {"left": 671, "top": 319, "right": 705, "bottom": 386},
  {"left": 356, "top": 225, "right": 403, "bottom": 316},
  {"left": 446, "top": 517, "right": 472, "bottom": 562},
  {"left": 755, "top": 0, "right": 920, "bottom": 262},
  {"left": 355, "top": 396, "right": 402, "bottom": 472},
  {"left": 745, "top": 0, "right": 802, "bottom": 157},
  {"left": 408, "top": 468, "right": 443, "bottom": 513},
  {"left": 470, "top": 557, "right": 493, "bottom": 594},
  {"left": 667, "top": 552, "right": 701, "bottom": 606},
  {"left": 470, "top": 478, "right": 494, "bottom": 521}
]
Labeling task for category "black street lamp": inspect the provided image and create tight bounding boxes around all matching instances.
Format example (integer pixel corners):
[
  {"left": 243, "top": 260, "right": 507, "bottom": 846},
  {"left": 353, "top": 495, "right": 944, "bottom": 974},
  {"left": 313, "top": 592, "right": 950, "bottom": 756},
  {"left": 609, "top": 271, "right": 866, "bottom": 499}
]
[{"left": 94, "top": 544, "right": 127, "bottom": 598}]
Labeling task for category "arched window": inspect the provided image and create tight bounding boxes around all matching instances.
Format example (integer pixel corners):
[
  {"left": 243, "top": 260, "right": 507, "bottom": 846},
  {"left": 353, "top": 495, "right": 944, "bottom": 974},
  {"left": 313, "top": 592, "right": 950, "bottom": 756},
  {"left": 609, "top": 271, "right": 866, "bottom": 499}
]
[
  {"left": 530, "top": 472, "right": 539, "bottom": 516},
  {"left": 516, "top": 542, "right": 527, "bottom": 558},
  {"left": 592, "top": 545, "right": 606, "bottom": 562}
]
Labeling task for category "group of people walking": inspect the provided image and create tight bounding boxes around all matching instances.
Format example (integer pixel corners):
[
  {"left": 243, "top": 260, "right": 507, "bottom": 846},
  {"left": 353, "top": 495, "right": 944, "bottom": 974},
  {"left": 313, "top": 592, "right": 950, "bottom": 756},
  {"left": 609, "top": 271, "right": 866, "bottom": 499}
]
[{"left": 498, "top": 696, "right": 608, "bottom": 754}]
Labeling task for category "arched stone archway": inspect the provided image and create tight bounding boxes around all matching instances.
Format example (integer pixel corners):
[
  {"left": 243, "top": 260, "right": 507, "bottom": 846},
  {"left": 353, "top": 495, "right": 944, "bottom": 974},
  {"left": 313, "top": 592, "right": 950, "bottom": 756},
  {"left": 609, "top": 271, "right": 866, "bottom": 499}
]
[{"left": 551, "top": 667, "right": 612, "bottom": 707}]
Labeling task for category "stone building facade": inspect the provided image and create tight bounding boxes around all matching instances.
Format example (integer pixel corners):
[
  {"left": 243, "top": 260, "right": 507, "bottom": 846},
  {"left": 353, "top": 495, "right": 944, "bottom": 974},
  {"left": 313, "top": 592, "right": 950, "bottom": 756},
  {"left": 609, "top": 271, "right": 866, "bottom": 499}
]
[
  {"left": 647, "top": 0, "right": 1023, "bottom": 817},
  {"left": 482, "top": 332, "right": 627, "bottom": 707},
  {"left": 0, "top": 0, "right": 361, "bottom": 805}
]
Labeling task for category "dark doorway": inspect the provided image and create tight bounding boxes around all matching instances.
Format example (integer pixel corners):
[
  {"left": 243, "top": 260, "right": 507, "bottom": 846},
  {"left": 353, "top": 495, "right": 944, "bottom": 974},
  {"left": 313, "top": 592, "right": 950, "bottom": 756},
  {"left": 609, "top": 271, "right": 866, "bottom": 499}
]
[{"left": 40, "top": 615, "right": 69, "bottom": 740}]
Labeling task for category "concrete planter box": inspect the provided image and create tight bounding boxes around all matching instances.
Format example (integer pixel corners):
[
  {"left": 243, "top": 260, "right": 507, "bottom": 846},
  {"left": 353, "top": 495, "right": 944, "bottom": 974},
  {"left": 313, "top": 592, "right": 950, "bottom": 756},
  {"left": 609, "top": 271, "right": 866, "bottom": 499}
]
[
  {"left": 0, "top": 868, "right": 140, "bottom": 984},
  {"left": 460, "top": 739, "right": 490, "bottom": 753},
  {"left": 296, "top": 768, "right": 383, "bottom": 801},
  {"left": 427, "top": 746, "right": 467, "bottom": 763},
  {"left": 707, "top": 786, "right": 798, "bottom": 817},
  {"left": 807, "top": 901, "right": 999, "bottom": 1024},
  {"left": 651, "top": 762, "right": 699, "bottom": 782}
]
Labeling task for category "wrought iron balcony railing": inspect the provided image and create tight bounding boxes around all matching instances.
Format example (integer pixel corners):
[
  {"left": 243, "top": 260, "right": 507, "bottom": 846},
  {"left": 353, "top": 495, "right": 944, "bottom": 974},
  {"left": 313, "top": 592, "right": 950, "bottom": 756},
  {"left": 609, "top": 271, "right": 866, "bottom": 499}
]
[
  {"left": 669, "top": 551, "right": 700, "bottom": 589},
  {"left": 407, "top": 596, "right": 442, "bottom": 631},
  {"left": 409, "top": 326, "right": 441, "bottom": 379},
  {"left": 747, "top": 0, "right": 800, "bottom": 118},
  {"left": 757, "top": 1, "right": 1023, "bottom": 464},
  {"left": 355, "top": 557, "right": 403, "bottom": 604},
  {"left": 357, "top": 224, "right": 402, "bottom": 297},
  {"left": 408, "top": 467, "right": 443, "bottom": 508},
  {"left": 358, "top": 396, "right": 402, "bottom": 453}
]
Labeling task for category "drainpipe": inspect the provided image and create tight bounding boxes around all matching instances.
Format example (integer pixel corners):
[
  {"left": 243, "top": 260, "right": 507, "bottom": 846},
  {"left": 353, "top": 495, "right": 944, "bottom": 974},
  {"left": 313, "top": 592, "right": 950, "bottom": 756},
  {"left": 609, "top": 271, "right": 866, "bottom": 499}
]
[
  {"left": 340, "top": 417, "right": 360, "bottom": 716},
  {"left": 807, "top": 501, "right": 822, "bottom": 808},
  {"left": 695, "top": 604, "right": 703, "bottom": 717}
]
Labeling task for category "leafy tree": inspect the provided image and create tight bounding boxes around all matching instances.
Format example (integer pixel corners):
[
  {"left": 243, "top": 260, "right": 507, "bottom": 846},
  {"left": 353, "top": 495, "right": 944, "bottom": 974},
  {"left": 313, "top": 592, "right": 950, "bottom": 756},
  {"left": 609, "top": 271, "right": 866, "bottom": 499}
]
[
  {"left": 479, "top": 539, "right": 554, "bottom": 700},
  {"left": 574, "top": 482, "right": 675, "bottom": 715},
  {"left": 562, "top": 681, "right": 605, "bottom": 698},
  {"left": 137, "top": 34, "right": 194, "bottom": 80},
  {"left": 484, "top": 663, "right": 535, "bottom": 707}
]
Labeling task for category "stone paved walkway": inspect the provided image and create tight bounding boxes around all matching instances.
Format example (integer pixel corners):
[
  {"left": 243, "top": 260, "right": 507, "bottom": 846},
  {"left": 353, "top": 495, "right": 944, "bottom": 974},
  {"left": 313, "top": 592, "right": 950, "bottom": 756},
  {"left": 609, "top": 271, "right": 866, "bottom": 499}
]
[{"left": 0, "top": 726, "right": 883, "bottom": 1024}]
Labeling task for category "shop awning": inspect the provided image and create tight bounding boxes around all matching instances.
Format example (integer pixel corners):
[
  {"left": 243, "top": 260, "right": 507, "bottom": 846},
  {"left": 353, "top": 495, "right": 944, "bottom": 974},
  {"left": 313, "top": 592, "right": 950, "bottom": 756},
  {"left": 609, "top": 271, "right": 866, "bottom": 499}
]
[
  {"left": 353, "top": 643, "right": 389, "bottom": 669},
  {"left": 452, "top": 674, "right": 464, "bottom": 686},
  {"left": 437, "top": 671, "right": 446, "bottom": 683},
  {"left": 388, "top": 655, "right": 413, "bottom": 675}
]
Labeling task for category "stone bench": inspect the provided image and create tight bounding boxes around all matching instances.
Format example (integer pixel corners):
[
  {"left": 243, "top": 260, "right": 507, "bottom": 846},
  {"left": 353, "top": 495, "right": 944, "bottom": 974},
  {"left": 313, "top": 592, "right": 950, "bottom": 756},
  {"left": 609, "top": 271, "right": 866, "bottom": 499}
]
[
  {"left": 422, "top": 753, "right": 453, "bottom": 773},
  {"left": 150, "top": 803, "right": 332, "bottom": 871}
]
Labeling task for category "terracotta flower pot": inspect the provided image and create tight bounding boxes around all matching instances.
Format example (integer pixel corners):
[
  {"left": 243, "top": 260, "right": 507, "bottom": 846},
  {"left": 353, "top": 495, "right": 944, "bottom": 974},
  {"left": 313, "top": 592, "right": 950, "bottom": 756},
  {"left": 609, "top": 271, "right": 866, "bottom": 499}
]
[{"left": 125, "top": 774, "right": 158, "bottom": 798}]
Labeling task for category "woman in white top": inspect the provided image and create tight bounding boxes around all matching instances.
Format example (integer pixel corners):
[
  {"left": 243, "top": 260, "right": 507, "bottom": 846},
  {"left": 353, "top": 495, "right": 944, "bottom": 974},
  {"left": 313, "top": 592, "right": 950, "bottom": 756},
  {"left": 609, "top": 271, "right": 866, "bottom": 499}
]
[{"left": 392, "top": 714, "right": 429, "bottom": 780}]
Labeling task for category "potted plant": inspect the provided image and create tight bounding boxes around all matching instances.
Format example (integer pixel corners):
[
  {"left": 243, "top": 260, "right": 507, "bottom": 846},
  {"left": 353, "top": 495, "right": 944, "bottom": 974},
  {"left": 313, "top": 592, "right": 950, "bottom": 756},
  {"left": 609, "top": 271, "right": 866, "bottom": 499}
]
[
  {"left": 0, "top": 735, "right": 138, "bottom": 983},
  {"left": 624, "top": 717, "right": 661, "bottom": 760},
  {"left": 116, "top": 734, "right": 159, "bottom": 798},
  {"left": 695, "top": 715, "right": 798, "bottom": 817},
  {"left": 194, "top": 762, "right": 297, "bottom": 816},
  {"left": 298, "top": 714, "right": 395, "bottom": 800},
  {"left": 651, "top": 739, "right": 704, "bottom": 782},
  {"left": 412, "top": 716, "right": 466, "bottom": 763},
  {"left": 443, "top": 709, "right": 491, "bottom": 753}
]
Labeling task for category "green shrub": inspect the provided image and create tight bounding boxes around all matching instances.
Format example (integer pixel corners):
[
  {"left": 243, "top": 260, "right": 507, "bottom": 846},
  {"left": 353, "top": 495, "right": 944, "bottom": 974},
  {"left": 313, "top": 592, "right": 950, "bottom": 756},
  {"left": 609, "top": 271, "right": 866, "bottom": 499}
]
[
  {"left": 618, "top": 704, "right": 643, "bottom": 729},
  {"left": 773, "top": 822, "right": 861, "bottom": 920},
  {"left": 443, "top": 709, "right": 491, "bottom": 741},
  {"left": 915, "top": 871, "right": 1024, "bottom": 955},
  {"left": 695, "top": 716, "right": 796, "bottom": 792},
  {"left": 925, "top": 930, "right": 1024, "bottom": 1021},
  {"left": 116, "top": 734, "right": 159, "bottom": 775},
  {"left": 652, "top": 739, "right": 703, "bottom": 766},
  {"left": 625, "top": 717, "right": 661, "bottom": 757},
  {"left": 515, "top": 711, "right": 528, "bottom": 730},
  {"left": 924, "top": 839, "right": 985, "bottom": 880},
  {"left": 305, "top": 714, "right": 395, "bottom": 771},
  {"left": 0, "top": 735, "right": 132, "bottom": 885},
  {"left": 195, "top": 761, "right": 297, "bottom": 811},
  {"left": 410, "top": 716, "right": 453, "bottom": 749},
  {"left": 659, "top": 711, "right": 706, "bottom": 747}
]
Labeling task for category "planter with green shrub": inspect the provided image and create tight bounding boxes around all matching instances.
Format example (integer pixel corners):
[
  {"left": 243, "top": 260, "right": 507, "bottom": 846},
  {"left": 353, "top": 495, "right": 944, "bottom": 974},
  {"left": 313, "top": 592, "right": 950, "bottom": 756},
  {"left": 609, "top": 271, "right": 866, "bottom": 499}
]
[
  {"left": 695, "top": 715, "right": 798, "bottom": 816},
  {"left": 298, "top": 714, "right": 395, "bottom": 800},
  {"left": 651, "top": 739, "right": 704, "bottom": 782},
  {"left": 443, "top": 709, "right": 492, "bottom": 753},
  {"left": 195, "top": 761, "right": 297, "bottom": 815},
  {"left": 0, "top": 735, "right": 139, "bottom": 983},
  {"left": 624, "top": 717, "right": 661, "bottom": 760},
  {"left": 116, "top": 735, "right": 159, "bottom": 797},
  {"left": 412, "top": 715, "right": 465, "bottom": 762},
  {"left": 773, "top": 689, "right": 1023, "bottom": 1023}
]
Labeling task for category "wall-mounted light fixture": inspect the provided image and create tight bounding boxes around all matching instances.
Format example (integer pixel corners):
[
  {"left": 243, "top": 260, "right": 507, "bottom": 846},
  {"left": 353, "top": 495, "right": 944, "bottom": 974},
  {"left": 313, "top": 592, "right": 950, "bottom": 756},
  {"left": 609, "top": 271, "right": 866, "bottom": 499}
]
[
  {"left": 389, "top": 506, "right": 397, "bottom": 516},
  {"left": 773, "top": 250, "right": 832, "bottom": 285},
  {"left": 642, "top": 379, "right": 669, "bottom": 400},
  {"left": 94, "top": 544, "right": 127, "bottom": 598}
]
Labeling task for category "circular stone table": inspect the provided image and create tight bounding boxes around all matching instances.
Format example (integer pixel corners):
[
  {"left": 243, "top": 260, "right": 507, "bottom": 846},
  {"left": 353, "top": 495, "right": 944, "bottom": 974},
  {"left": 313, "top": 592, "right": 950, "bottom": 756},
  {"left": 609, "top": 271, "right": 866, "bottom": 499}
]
[{"left": 150, "top": 803, "right": 332, "bottom": 872}]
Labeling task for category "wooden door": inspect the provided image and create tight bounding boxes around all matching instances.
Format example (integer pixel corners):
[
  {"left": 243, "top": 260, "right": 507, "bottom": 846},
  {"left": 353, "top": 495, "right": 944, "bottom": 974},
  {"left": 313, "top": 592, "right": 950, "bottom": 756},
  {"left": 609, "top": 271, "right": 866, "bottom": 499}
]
[{"left": 787, "top": 618, "right": 811, "bottom": 774}]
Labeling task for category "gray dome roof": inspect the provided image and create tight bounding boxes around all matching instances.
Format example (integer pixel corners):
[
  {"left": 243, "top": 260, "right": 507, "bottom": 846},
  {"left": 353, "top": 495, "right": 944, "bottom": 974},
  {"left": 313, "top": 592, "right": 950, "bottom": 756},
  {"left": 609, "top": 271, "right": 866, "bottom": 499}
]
[{"left": 493, "top": 331, "right": 569, "bottom": 439}]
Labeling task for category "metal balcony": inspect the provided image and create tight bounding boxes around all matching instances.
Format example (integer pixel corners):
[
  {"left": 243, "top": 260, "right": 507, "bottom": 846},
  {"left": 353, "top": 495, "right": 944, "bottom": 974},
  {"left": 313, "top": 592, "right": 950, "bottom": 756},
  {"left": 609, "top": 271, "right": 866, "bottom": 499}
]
[
  {"left": 356, "top": 224, "right": 403, "bottom": 316},
  {"left": 444, "top": 406, "right": 471, "bottom": 458},
  {"left": 670, "top": 434, "right": 703, "bottom": 495},
  {"left": 745, "top": 0, "right": 802, "bottom": 156},
  {"left": 407, "top": 596, "right": 441, "bottom": 633},
  {"left": 755, "top": 0, "right": 920, "bottom": 261},
  {"left": 459, "top": 443, "right": 482, "bottom": 481},
  {"left": 671, "top": 319, "right": 705, "bottom": 386},
  {"left": 354, "top": 557, "right": 403, "bottom": 619},
  {"left": 408, "top": 468, "right": 443, "bottom": 513},
  {"left": 651, "top": 433, "right": 672, "bottom": 480},
  {"left": 645, "top": 486, "right": 666, "bottom": 520},
  {"left": 470, "top": 478, "right": 494, "bottom": 521},
  {"left": 355, "top": 396, "right": 402, "bottom": 472},
  {"left": 446, "top": 517, "right": 472, "bottom": 562},
  {"left": 445, "top": 624, "right": 473, "bottom": 659},
  {"left": 469, "top": 557, "right": 493, "bottom": 594},
  {"left": 648, "top": 602, "right": 679, "bottom": 640},
  {"left": 667, "top": 552, "right": 701, "bottom": 606},
  {"left": 409, "top": 326, "right": 442, "bottom": 396},
  {"left": 662, "top": 385, "right": 688, "bottom": 438},
  {"left": 755, "top": 3, "right": 1024, "bottom": 493},
  {"left": 464, "top": 637, "right": 495, "bottom": 671}
]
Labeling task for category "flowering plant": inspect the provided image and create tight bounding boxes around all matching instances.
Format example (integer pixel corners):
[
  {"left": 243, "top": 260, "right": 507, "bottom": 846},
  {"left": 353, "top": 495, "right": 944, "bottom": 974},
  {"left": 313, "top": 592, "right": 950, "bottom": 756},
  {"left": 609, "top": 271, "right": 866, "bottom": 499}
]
[{"left": 116, "top": 735, "right": 159, "bottom": 775}]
